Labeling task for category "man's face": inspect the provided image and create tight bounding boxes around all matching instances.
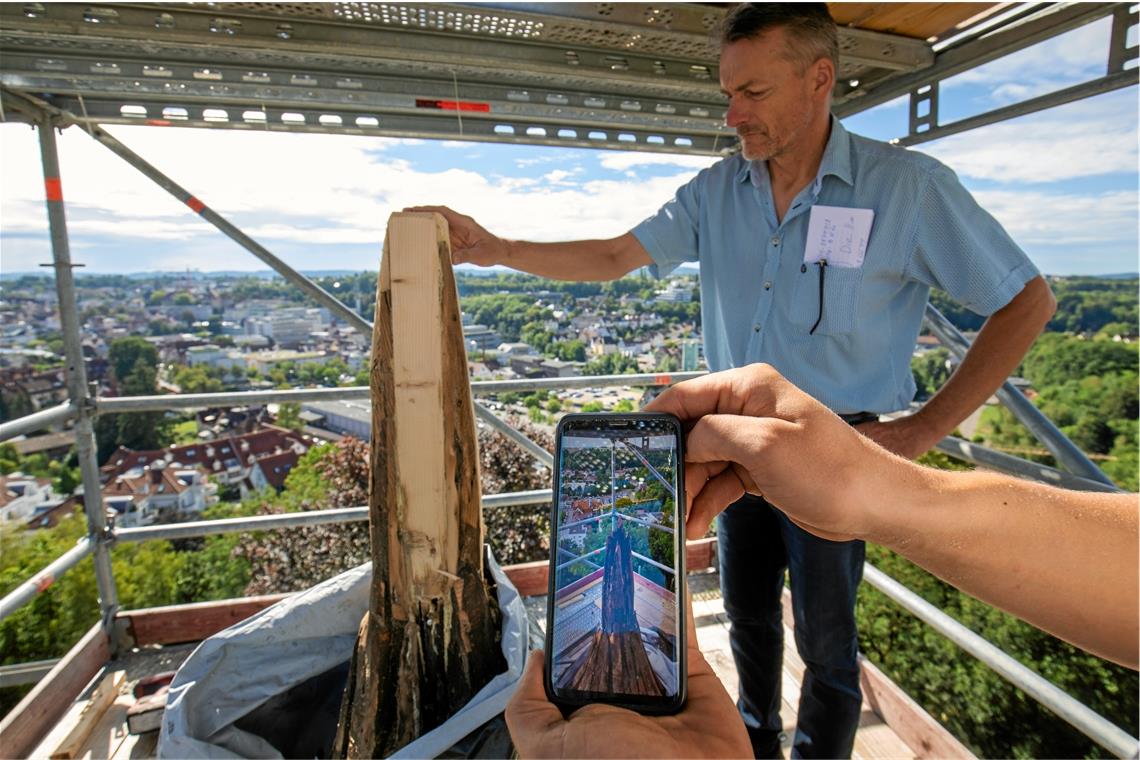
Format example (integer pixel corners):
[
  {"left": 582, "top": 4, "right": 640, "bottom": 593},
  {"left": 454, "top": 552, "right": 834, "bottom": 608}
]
[{"left": 719, "top": 28, "right": 826, "bottom": 162}]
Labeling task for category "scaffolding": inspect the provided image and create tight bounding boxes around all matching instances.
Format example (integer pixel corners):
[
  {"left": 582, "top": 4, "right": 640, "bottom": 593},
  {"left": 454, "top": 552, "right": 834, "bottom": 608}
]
[{"left": 0, "top": 2, "right": 1137, "bottom": 757}]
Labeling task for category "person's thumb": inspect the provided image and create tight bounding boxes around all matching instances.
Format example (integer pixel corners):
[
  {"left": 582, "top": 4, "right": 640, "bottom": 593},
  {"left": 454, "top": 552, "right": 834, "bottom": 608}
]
[{"left": 505, "top": 649, "right": 564, "bottom": 756}]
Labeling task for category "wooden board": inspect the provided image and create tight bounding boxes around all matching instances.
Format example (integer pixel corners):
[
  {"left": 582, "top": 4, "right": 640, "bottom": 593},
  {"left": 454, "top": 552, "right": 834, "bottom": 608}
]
[
  {"left": 0, "top": 622, "right": 109, "bottom": 759},
  {"left": 828, "top": 3, "right": 1001, "bottom": 41},
  {"left": 122, "top": 593, "right": 291, "bottom": 647},
  {"left": 30, "top": 670, "right": 126, "bottom": 759},
  {"left": 388, "top": 214, "right": 455, "bottom": 587},
  {"left": 859, "top": 656, "right": 973, "bottom": 758}
]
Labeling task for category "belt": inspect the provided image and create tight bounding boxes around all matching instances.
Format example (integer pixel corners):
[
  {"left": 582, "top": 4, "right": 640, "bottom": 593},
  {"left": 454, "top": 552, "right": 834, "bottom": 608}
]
[{"left": 839, "top": 411, "right": 878, "bottom": 426}]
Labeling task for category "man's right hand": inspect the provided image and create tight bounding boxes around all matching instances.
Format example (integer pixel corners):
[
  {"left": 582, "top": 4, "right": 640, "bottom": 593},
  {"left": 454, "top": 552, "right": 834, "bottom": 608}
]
[
  {"left": 644, "top": 364, "right": 915, "bottom": 543},
  {"left": 403, "top": 205, "right": 507, "bottom": 267}
]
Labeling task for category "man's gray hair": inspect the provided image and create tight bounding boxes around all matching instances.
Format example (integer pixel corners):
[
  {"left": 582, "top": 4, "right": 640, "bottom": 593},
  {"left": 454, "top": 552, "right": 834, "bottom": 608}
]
[{"left": 718, "top": 3, "right": 839, "bottom": 74}]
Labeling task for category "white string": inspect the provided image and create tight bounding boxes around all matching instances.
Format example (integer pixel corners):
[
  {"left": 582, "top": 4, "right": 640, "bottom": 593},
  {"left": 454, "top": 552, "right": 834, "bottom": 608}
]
[
  {"left": 451, "top": 69, "right": 464, "bottom": 137},
  {"left": 76, "top": 94, "right": 96, "bottom": 137}
]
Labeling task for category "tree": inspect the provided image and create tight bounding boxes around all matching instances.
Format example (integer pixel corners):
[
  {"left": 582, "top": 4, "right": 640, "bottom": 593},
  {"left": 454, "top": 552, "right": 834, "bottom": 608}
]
[
  {"left": 858, "top": 542, "right": 1138, "bottom": 758},
  {"left": 478, "top": 419, "right": 554, "bottom": 565},
  {"left": 97, "top": 340, "right": 170, "bottom": 461},
  {"left": 584, "top": 353, "right": 638, "bottom": 376},
  {"left": 1022, "top": 333, "right": 1137, "bottom": 388},
  {"left": 556, "top": 340, "right": 587, "bottom": 362},
  {"left": 171, "top": 365, "right": 223, "bottom": 394},
  {"left": 109, "top": 337, "right": 158, "bottom": 383},
  {"left": 233, "top": 439, "right": 371, "bottom": 595},
  {"left": 276, "top": 402, "right": 303, "bottom": 431},
  {"left": 912, "top": 348, "right": 952, "bottom": 401}
]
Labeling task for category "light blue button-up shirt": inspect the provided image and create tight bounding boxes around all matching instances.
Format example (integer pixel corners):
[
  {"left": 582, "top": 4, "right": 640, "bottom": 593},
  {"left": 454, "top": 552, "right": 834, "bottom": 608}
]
[{"left": 632, "top": 118, "right": 1039, "bottom": 414}]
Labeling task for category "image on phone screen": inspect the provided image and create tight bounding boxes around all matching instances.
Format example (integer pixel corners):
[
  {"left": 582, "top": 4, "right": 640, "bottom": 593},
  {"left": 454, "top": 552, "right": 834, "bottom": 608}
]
[{"left": 549, "top": 416, "right": 682, "bottom": 705}]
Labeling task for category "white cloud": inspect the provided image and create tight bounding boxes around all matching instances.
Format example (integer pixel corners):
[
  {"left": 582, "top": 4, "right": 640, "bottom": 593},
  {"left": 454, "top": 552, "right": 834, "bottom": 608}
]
[
  {"left": 974, "top": 189, "right": 1138, "bottom": 247},
  {"left": 943, "top": 18, "right": 1111, "bottom": 104},
  {"left": 543, "top": 168, "right": 582, "bottom": 186},
  {"left": 923, "top": 92, "right": 1138, "bottom": 183},
  {"left": 596, "top": 151, "right": 720, "bottom": 173},
  {"left": 0, "top": 125, "right": 709, "bottom": 271}
]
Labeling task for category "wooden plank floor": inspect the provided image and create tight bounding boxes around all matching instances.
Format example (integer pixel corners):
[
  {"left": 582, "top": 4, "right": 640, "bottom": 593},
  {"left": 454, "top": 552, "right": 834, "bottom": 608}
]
[
  {"left": 526, "top": 571, "right": 927, "bottom": 760},
  {"left": 690, "top": 576, "right": 918, "bottom": 760}
]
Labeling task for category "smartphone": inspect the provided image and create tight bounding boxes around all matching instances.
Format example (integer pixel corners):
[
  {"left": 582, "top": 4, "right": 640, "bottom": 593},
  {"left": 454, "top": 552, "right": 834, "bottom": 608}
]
[{"left": 543, "top": 412, "right": 687, "bottom": 715}]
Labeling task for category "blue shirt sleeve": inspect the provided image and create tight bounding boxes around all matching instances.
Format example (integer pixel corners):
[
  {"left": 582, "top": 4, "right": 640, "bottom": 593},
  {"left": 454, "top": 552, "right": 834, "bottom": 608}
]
[
  {"left": 904, "top": 164, "right": 1040, "bottom": 317},
  {"left": 631, "top": 170, "right": 704, "bottom": 279}
]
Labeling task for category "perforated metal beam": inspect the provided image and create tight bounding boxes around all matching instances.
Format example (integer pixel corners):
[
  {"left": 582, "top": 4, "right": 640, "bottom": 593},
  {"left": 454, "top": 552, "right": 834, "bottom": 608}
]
[{"left": 0, "top": 1, "right": 935, "bottom": 153}]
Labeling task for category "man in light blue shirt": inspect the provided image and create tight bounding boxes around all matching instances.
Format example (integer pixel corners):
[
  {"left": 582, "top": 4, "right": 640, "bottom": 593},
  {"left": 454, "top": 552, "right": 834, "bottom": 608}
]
[{"left": 415, "top": 4, "right": 1055, "bottom": 757}]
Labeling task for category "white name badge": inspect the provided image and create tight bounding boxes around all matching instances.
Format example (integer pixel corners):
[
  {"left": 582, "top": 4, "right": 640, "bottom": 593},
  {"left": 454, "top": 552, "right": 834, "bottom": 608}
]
[{"left": 803, "top": 205, "right": 874, "bottom": 268}]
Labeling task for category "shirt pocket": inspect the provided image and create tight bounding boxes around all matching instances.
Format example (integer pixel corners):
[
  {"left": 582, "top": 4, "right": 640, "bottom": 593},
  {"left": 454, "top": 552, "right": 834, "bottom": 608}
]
[{"left": 788, "top": 264, "right": 864, "bottom": 336}]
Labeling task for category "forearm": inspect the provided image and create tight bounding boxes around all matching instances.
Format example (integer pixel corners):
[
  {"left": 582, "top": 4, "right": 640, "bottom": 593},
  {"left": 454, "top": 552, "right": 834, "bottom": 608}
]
[
  {"left": 916, "top": 276, "right": 1056, "bottom": 440},
  {"left": 502, "top": 233, "right": 651, "bottom": 282},
  {"left": 869, "top": 464, "right": 1139, "bottom": 667}
]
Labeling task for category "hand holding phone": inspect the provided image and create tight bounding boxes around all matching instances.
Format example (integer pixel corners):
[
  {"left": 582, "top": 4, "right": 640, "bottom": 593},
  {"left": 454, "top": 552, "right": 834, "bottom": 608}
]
[
  {"left": 543, "top": 413, "right": 687, "bottom": 715},
  {"left": 508, "top": 592, "right": 751, "bottom": 758}
]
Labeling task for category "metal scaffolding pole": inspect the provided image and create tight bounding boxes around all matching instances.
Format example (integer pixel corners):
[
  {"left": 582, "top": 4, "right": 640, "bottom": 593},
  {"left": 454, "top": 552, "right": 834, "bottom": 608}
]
[
  {"left": 473, "top": 400, "right": 554, "bottom": 469},
  {"left": 923, "top": 304, "right": 1114, "bottom": 485},
  {"left": 35, "top": 117, "right": 120, "bottom": 630},
  {"left": 0, "top": 401, "right": 75, "bottom": 443}
]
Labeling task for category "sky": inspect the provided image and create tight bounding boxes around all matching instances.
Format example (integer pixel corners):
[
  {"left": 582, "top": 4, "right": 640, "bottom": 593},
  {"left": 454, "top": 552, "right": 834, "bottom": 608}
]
[{"left": 0, "top": 16, "right": 1136, "bottom": 277}]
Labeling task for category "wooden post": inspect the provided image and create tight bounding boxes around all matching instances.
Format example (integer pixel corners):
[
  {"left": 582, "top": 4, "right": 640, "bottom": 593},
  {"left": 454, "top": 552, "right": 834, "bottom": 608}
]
[{"left": 334, "top": 212, "right": 501, "bottom": 757}]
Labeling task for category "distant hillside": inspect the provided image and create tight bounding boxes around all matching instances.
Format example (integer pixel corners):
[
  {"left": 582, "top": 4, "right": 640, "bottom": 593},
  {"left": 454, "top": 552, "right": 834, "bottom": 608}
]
[{"left": 931, "top": 275, "right": 1138, "bottom": 336}]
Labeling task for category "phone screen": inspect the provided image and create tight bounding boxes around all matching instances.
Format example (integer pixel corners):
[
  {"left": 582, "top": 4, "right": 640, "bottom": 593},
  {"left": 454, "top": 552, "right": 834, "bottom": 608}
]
[{"left": 545, "top": 413, "right": 685, "bottom": 712}]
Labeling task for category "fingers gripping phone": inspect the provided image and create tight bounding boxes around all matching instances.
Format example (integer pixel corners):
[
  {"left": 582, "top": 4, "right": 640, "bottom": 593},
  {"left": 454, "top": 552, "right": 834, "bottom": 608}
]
[{"left": 543, "top": 413, "right": 687, "bottom": 715}]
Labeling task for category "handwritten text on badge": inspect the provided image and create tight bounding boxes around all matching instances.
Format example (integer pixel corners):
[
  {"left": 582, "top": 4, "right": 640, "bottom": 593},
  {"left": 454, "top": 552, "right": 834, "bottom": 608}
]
[{"left": 803, "top": 205, "right": 874, "bottom": 268}]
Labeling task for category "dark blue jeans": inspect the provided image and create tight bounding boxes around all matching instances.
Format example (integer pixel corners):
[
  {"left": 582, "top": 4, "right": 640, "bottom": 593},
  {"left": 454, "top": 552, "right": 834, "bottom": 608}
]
[{"left": 718, "top": 494, "right": 865, "bottom": 759}]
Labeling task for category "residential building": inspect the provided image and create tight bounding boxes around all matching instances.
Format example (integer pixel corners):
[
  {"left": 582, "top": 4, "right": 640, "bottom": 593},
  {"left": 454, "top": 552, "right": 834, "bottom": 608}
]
[
  {"left": 1, "top": 474, "right": 65, "bottom": 525},
  {"left": 463, "top": 324, "right": 502, "bottom": 353},
  {"left": 102, "top": 460, "right": 212, "bottom": 527},
  {"left": 246, "top": 307, "right": 326, "bottom": 348},
  {"left": 102, "top": 427, "right": 310, "bottom": 501},
  {"left": 655, "top": 280, "right": 693, "bottom": 303},
  {"left": 186, "top": 344, "right": 246, "bottom": 370}
]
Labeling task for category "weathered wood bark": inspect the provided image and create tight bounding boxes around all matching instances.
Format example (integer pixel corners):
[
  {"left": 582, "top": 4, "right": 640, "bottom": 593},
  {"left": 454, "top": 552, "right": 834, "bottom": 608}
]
[{"left": 334, "top": 212, "right": 501, "bottom": 758}]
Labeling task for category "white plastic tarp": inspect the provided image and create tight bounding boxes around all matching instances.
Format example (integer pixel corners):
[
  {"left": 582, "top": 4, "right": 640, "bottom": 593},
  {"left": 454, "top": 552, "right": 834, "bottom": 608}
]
[{"left": 159, "top": 548, "right": 529, "bottom": 758}]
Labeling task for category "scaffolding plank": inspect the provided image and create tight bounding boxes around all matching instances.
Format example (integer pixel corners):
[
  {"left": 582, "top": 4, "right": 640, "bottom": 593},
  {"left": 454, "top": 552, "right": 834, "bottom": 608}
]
[
  {"left": 30, "top": 670, "right": 126, "bottom": 760},
  {"left": 122, "top": 593, "right": 290, "bottom": 647},
  {"left": 0, "top": 623, "right": 110, "bottom": 759}
]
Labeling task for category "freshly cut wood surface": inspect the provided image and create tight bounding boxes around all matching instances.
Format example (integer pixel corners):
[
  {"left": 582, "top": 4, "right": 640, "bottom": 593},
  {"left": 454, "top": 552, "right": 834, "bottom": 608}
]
[{"left": 334, "top": 212, "right": 500, "bottom": 758}]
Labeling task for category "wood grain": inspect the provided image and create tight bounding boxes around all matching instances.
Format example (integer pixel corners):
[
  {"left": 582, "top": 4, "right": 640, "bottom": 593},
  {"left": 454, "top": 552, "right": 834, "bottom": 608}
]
[
  {"left": 335, "top": 212, "right": 499, "bottom": 758},
  {"left": 0, "top": 623, "right": 109, "bottom": 759}
]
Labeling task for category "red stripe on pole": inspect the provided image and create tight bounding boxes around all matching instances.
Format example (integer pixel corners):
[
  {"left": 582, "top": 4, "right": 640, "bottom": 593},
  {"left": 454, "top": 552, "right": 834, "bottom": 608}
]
[
  {"left": 146, "top": 119, "right": 173, "bottom": 127},
  {"left": 44, "top": 178, "right": 63, "bottom": 202},
  {"left": 186, "top": 197, "right": 205, "bottom": 214},
  {"left": 35, "top": 573, "right": 55, "bottom": 593},
  {"left": 414, "top": 98, "right": 491, "bottom": 112}
]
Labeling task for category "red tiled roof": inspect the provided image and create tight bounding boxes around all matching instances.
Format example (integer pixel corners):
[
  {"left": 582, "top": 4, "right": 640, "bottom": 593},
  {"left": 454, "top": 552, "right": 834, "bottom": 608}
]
[
  {"left": 103, "top": 465, "right": 190, "bottom": 504},
  {"left": 102, "top": 426, "right": 308, "bottom": 480},
  {"left": 255, "top": 450, "right": 300, "bottom": 491}
]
